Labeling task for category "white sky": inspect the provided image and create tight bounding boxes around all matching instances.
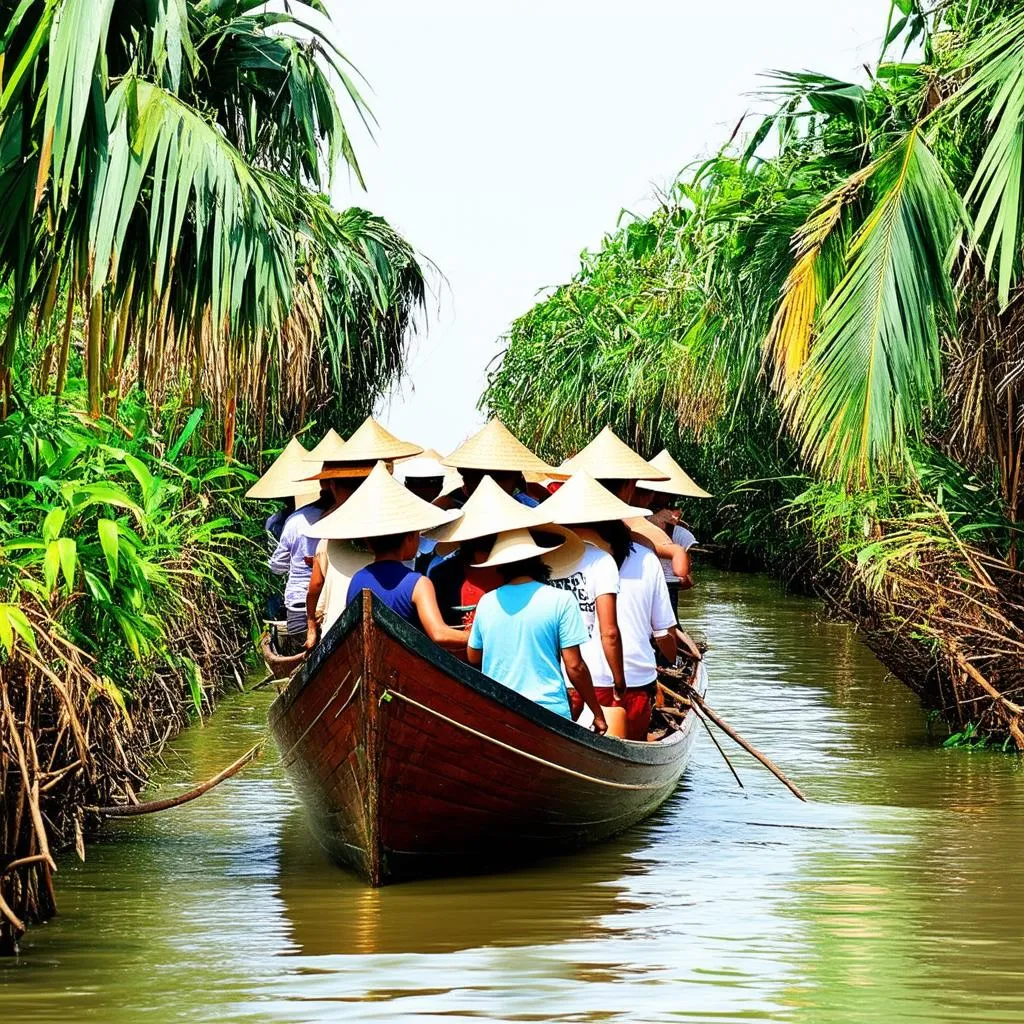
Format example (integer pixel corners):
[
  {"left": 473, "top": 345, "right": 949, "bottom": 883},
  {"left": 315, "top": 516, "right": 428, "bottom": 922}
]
[{"left": 328, "top": 1, "right": 888, "bottom": 453}]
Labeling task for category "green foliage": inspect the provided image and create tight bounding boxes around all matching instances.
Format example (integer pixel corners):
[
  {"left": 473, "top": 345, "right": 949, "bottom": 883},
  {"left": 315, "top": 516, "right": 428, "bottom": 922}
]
[
  {"left": 483, "top": 0, "right": 1024, "bottom": 565},
  {"left": 0, "top": 0, "right": 423, "bottom": 436},
  {"left": 0, "top": 383, "right": 267, "bottom": 712}
]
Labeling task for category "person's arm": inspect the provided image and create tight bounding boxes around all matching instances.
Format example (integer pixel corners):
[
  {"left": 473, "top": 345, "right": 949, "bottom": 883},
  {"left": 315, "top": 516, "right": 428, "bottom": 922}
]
[
  {"left": 561, "top": 646, "right": 607, "bottom": 735},
  {"left": 654, "top": 630, "right": 677, "bottom": 664},
  {"left": 305, "top": 553, "right": 326, "bottom": 650},
  {"left": 670, "top": 544, "right": 693, "bottom": 590},
  {"left": 467, "top": 603, "right": 484, "bottom": 667},
  {"left": 595, "top": 592, "right": 627, "bottom": 701},
  {"left": 413, "top": 576, "right": 469, "bottom": 649},
  {"left": 268, "top": 520, "right": 293, "bottom": 575}
]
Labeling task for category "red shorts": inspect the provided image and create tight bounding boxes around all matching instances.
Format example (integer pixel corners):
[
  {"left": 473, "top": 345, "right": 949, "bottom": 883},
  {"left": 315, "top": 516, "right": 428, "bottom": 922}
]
[{"left": 568, "top": 683, "right": 657, "bottom": 740}]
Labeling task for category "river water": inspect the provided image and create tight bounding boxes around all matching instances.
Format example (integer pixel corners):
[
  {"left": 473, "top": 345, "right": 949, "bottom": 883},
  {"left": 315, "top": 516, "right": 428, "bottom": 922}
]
[{"left": 2, "top": 569, "right": 1022, "bottom": 1023}]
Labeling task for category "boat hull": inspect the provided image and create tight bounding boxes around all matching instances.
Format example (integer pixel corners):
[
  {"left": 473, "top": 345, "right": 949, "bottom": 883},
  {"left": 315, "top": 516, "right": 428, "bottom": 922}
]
[{"left": 269, "top": 593, "right": 703, "bottom": 884}]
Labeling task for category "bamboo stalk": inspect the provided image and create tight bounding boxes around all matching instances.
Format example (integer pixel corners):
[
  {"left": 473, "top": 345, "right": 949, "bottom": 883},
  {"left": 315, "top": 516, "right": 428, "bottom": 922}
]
[
  {"left": 86, "top": 290, "right": 103, "bottom": 417},
  {"left": 658, "top": 675, "right": 807, "bottom": 801},
  {"left": 53, "top": 285, "right": 76, "bottom": 400}
]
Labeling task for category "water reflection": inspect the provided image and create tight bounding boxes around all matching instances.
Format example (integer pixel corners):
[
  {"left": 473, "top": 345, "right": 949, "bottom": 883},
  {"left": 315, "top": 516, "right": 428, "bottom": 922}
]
[
  {"left": 276, "top": 807, "right": 642, "bottom": 955},
  {"left": 2, "top": 570, "right": 1023, "bottom": 1024}
]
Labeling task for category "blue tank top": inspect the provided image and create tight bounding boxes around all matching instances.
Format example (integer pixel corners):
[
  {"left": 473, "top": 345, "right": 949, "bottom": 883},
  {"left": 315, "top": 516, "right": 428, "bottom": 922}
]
[{"left": 347, "top": 561, "right": 422, "bottom": 625}]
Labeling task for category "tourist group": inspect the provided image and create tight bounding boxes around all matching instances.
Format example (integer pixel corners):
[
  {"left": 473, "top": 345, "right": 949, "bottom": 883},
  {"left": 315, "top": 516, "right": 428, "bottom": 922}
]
[{"left": 249, "top": 420, "right": 710, "bottom": 740}]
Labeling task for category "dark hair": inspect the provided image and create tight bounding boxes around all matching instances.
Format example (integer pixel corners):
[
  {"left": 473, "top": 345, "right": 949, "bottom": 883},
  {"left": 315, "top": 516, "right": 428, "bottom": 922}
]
[
  {"left": 367, "top": 531, "right": 414, "bottom": 555},
  {"left": 461, "top": 535, "right": 496, "bottom": 563},
  {"left": 496, "top": 556, "right": 551, "bottom": 584},
  {"left": 589, "top": 520, "right": 634, "bottom": 568},
  {"left": 634, "top": 485, "right": 668, "bottom": 512}
]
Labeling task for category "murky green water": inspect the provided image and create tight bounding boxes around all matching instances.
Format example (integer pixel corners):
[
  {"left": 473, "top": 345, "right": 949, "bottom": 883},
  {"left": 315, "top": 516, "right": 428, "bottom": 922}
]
[{"left": 2, "top": 570, "right": 1023, "bottom": 1022}]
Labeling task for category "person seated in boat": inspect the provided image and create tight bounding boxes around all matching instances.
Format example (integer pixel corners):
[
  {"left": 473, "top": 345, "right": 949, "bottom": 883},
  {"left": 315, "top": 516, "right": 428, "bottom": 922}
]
[
  {"left": 395, "top": 453, "right": 461, "bottom": 572},
  {"left": 635, "top": 448, "right": 711, "bottom": 608},
  {"left": 557, "top": 426, "right": 693, "bottom": 597},
  {"left": 270, "top": 478, "right": 352, "bottom": 654},
  {"left": 427, "top": 537, "right": 497, "bottom": 626},
  {"left": 582, "top": 520, "right": 677, "bottom": 740},
  {"left": 307, "top": 462, "right": 469, "bottom": 651},
  {"left": 466, "top": 528, "right": 608, "bottom": 734},
  {"left": 442, "top": 419, "right": 562, "bottom": 508},
  {"left": 426, "top": 475, "right": 541, "bottom": 625},
  {"left": 346, "top": 532, "right": 467, "bottom": 650},
  {"left": 538, "top": 471, "right": 657, "bottom": 718},
  {"left": 633, "top": 486, "right": 695, "bottom": 607},
  {"left": 302, "top": 419, "right": 423, "bottom": 649}
]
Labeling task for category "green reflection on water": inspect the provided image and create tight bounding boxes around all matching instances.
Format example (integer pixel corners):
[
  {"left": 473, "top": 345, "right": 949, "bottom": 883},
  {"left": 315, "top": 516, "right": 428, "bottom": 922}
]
[{"left": 1, "top": 570, "right": 1022, "bottom": 1023}]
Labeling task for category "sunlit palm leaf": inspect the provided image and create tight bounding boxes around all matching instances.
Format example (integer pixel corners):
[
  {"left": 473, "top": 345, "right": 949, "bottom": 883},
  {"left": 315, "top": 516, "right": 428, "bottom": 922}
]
[
  {"left": 765, "top": 168, "right": 871, "bottom": 392},
  {"left": 951, "top": 9, "right": 1024, "bottom": 308},
  {"left": 785, "top": 129, "right": 962, "bottom": 485}
]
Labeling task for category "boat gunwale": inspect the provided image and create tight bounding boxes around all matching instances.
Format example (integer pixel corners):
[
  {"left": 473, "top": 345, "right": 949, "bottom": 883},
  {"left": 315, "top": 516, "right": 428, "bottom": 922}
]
[{"left": 269, "top": 592, "right": 702, "bottom": 769}]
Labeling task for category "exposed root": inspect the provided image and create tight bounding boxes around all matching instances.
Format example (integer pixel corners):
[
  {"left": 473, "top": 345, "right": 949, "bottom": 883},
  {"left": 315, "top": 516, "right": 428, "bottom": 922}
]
[{"left": 0, "top": 587, "right": 251, "bottom": 954}]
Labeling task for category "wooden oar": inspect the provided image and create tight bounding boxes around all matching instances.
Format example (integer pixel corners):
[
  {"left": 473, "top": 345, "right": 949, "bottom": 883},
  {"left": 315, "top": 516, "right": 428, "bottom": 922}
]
[
  {"left": 688, "top": 699, "right": 745, "bottom": 790},
  {"left": 659, "top": 674, "right": 807, "bottom": 802}
]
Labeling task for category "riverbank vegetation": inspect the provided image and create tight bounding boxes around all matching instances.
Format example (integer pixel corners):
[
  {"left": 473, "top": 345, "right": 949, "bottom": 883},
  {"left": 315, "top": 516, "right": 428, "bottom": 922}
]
[
  {"left": 0, "top": 1, "right": 423, "bottom": 951},
  {"left": 484, "top": 0, "right": 1024, "bottom": 749}
]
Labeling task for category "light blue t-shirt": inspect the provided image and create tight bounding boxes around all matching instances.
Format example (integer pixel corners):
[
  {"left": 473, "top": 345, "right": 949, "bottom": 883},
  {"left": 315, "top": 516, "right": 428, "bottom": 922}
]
[{"left": 468, "top": 581, "right": 588, "bottom": 718}]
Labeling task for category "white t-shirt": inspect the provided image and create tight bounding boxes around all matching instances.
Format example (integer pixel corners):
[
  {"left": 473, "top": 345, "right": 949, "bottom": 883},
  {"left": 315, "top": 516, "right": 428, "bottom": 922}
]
[
  {"left": 660, "top": 524, "right": 697, "bottom": 584},
  {"left": 549, "top": 542, "right": 620, "bottom": 687},
  {"left": 619, "top": 545, "right": 677, "bottom": 687}
]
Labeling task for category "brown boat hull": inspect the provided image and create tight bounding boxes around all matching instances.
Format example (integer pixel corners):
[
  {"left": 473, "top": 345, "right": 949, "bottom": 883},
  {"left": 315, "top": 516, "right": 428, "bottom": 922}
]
[{"left": 269, "top": 593, "right": 704, "bottom": 884}]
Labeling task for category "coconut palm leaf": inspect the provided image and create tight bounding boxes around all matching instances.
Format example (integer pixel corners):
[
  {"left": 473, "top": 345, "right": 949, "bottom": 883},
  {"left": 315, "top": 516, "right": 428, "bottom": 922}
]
[
  {"left": 951, "top": 9, "right": 1024, "bottom": 308},
  {"left": 784, "top": 128, "right": 962, "bottom": 485},
  {"left": 0, "top": 0, "right": 421, "bottom": 433}
]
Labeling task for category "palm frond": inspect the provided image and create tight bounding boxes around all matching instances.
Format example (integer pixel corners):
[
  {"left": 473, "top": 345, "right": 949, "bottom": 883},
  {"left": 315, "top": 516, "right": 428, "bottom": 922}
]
[
  {"left": 785, "top": 128, "right": 962, "bottom": 485},
  {"left": 764, "top": 169, "right": 871, "bottom": 393},
  {"left": 951, "top": 9, "right": 1024, "bottom": 307}
]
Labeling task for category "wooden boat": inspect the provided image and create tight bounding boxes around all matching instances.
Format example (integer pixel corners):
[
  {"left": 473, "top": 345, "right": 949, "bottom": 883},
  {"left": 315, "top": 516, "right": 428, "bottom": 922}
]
[{"left": 268, "top": 592, "right": 706, "bottom": 885}]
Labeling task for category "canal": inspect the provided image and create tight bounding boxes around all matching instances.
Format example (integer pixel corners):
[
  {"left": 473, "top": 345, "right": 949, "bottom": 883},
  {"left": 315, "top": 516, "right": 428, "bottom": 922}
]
[{"left": 2, "top": 569, "right": 1022, "bottom": 1022}]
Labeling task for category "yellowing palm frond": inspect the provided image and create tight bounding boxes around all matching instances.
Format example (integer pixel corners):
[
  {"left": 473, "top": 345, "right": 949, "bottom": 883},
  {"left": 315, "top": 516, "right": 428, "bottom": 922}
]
[
  {"left": 784, "top": 128, "right": 962, "bottom": 486},
  {"left": 765, "top": 169, "right": 871, "bottom": 394}
]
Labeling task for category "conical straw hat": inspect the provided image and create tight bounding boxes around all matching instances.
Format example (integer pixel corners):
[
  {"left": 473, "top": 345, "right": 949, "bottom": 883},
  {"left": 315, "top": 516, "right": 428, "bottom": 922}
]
[
  {"left": 303, "top": 418, "right": 423, "bottom": 463},
  {"left": 395, "top": 452, "right": 445, "bottom": 479},
  {"left": 537, "top": 470, "right": 650, "bottom": 525},
  {"left": 472, "top": 526, "right": 584, "bottom": 575},
  {"left": 442, "top": 420, "right": 558, "bottom": 474},
  {"left": 396, "top": 448, "right": 464, "bottom": 497},
  {"left": 558, "top": 426, "right": 668, "bottom": 481},
  {"left": 430, "top": 475, "right": 539, "bottom": 550},
  {"left": 338, "top": 416, "right": 423, "bottom": 461},
  {"left": 637, "top": 449, "right": 712, "bottom": 498},
  {"left": 246, "top": 436, "right": 323, "bottom": 504},
  {"left": 304, "top": 428, "right": 347, "bottom": 462},
  {"left": 307, "top": 462, "right": 461, "bottom": 540}
]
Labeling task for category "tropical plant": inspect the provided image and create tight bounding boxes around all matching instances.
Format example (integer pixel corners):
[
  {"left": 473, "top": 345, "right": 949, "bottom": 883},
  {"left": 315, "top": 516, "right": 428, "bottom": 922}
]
[
  {"left": 483, "top": 0, "right": 1024, "bottom": 745},
  {"left": 0, "top": 381, "right": 272, "bottom": 952},
  {"left": 0, "top": 0, "right": 424, "bottom": 451}
]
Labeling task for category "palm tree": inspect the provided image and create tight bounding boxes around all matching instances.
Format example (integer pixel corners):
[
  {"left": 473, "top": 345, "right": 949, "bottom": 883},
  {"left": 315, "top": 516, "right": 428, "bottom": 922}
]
[{"left": 0, "top": 0, "right": 423, "bottom": 447}]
